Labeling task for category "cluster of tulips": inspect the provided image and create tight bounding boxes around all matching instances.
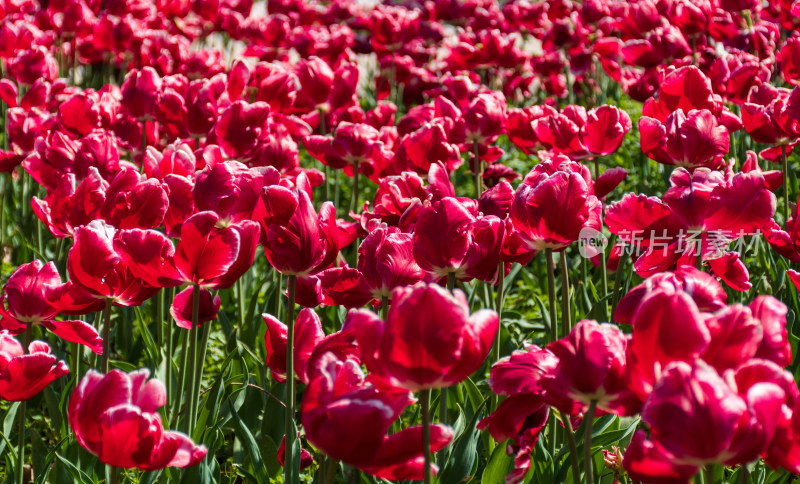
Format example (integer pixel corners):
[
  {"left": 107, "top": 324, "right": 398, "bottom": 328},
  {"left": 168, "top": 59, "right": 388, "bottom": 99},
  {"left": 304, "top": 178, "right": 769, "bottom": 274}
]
[{"left": 3, "top": 0, "right": 800, "bottom": 483}]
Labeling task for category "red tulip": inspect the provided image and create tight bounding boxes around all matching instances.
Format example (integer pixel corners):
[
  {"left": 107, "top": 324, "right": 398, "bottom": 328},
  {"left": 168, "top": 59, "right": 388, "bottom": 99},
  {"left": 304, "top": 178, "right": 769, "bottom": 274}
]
[
  {"left": 68, "top": 369, "right": 207, "bottom": 470},
  {"left": 0, "top": 331, "right": 68, "bottom": 401},
  {"left": 54, "top": 220, "right": 159, "bottom": 313},
  {"left": 625, "top": 361, "right": 785, "bottom": 481},
  {"left": 115, "top": 211, "right": 260, "bottom": 291},
  {"left": 531, "top": 106, "right": 589, "bottom": 159},
  {"left": 319, "top": 223, "right": 424, "bottom": 308},
  {"left": 8, "top": 46, "right": 58, "bottom": 86},
  {"left": 0, "top": 261, "right": 102, "bottom": 354},
  {"left": 101, "top": 168, "right": 169, "bottom": 230},
  {"left": 262, "top": 308, "right": 359, "bottom": 384},
  {"left": 506, "top": 105, "right": 558, "bottom": 154},
  {"left": 169, "top": 286, "right": 221, "bottom": 330},
  {"left": 254, "top": 182, "right": 339, "bottom": 277},
  {"left": 450, "top": 91, "right": 507, "bottom": 146},
  {"left": 639, "top": 109, "right": 729, "bottom": 169},
  {"left": 782, "top": 34, "right": 800, "bottom": 86},
  {"left": 352, "top": 283, "right": 498, "bottom": 391},
  {"left": 413, "top": 197, "right": 505, "bottom": 283},
  {"left": 32, "top": 169, "right": 107, "bottom": 238},
  {"left": 543, "top": 320, "right": 639, "bottom": 415},
  {"left": 143, "top": 143, "right": 196, "bottom": 180},
  {"left": 277, "top": 434, "right": 313, "bottom": 470},
  {"left": 741, "top": 83, "right": 799, "bottom": 160},
  {"left": 581, "top": 105, "right": 632, "bottom": 156},
  {"left": 750, "top": 296, "right": 793, "bottom": 367},
  {"left": 510, "top": 157, "right": 602, "bottom": 252},
  {"left": 304, "top": 122, "right": 390, "bottom": 179},
  {"left": 193, "top": 161, "right": 281, "bottom": 225},
  {"left": 393, "top": 120, "right": 462, "bottom": 175},
  {"left": 302, "top": 353, "right": 452, "bottom": 479},
  {"left": 120, "top": 67, "right": 162, "bottom": 120}
]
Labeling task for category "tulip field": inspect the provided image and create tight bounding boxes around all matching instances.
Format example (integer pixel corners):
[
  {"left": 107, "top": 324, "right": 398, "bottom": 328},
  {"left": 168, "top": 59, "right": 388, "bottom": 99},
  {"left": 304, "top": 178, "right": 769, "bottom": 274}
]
[{"left": 5, "top": 0, "right": 800, "bottom": 483}]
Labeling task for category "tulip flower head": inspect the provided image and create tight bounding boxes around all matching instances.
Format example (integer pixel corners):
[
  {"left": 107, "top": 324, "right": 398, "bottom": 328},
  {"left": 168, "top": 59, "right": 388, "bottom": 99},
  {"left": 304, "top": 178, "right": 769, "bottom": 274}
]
[
  {"left": 0, "top": 331, "right": 68, "bottom": 401},
  {"left": 69, "top": 369, "right": 207, "bottom": 470}
]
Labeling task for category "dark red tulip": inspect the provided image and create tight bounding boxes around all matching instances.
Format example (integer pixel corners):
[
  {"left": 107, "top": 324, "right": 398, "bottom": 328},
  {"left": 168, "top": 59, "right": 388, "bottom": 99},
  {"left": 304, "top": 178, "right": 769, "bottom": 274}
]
[
  {"left": 741, "top": 84, "right": 799, "bottom": 160},
  {"left": 639, "top": 109, "right": 729, "bottom": 169},
  {"left": 302, "top": 353, "right": 452, "bottom": 479},
  {"left": 450, "top": 91, "right": 507, "bottom": 146},
  {"left": 193, "top": 161, "right": 281, "bottom": 225},
  {"left": 352, "top": 283, "right": 498, "bottom": 391},
  {"left": 0, "top": 331, "right": 68, "bottom": 401},
  {"left": 120, "top": 67, "right": 162, "bottom": 120},
  {"left": 144, "top": 143, "right": 196, "bottom": 180},
  {"left": 101, "top": 168, "right": 169, "bottom": 230},
  {"left": 393, "top": 120, "right": 462, "bottom": 175},
  {"left": 277, "top": 434, "right": 314, "bottom": 470},
  {"left": 32, "top": 169, "right": 107, "bottom": 238},
  {"left": 69, "top": 369, "right": 207, "bottom": 470},
  {"left": 254, "top": 181, "right": 338, "bottom": 277},
  {"left": 304, "top": 122, "right": 390, "bottom": 179},
  {"left": 169, "top": 286, "right": 221, "bottom": 330},
  {"left": 413, "top": 197, "right": 505, "bottom": 283},
  {"left": 782, "top": 35, "right": 800, "bottom": 86}
]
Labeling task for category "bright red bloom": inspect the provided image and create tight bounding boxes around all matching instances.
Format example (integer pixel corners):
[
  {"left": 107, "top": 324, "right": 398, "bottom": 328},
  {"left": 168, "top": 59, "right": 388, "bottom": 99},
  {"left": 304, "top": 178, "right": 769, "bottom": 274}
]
[
  {"left": 302, "top": 353, "right": 452, "bottom": 479},
  {"left": 277, "top": 434, "right": 314, "bottom": 470},
  {"left": 101, "top": 169, "right": 169, "bottom": 230},
  {"left": 531, "top": 105, "right": 589, "bottom": 159},
  {"left": 624, "top": 361, "right": 785, "bottom": 480},
  {"left": 413, "top": 197, "right": 505, "bottom": 283},
  {"left": 115, "top": 211, "right": 260, "bottom": 290},
  {"left": 169, "top": 286, "right": 221, "bottom": 330},
  {"left": 69, "top": 369, "right": 207, "bottom": 470},
  {"left": 32, "top": 169, "right": 107, "bottom": 238},
  {"left": 143, "top": 143, "right": 196, "bottom": 180},
  {"left": 543, "top": 320, "right": 639, "bottom": 415},
  {"left": 352, "top": 283, "right": 498, "bottom": 391},
  {"left": 0, "top": 261, "right": 102, "bottom": 354},
  {"left": 0, "top": 331, "right": 68, "bottom": 401},
  {"left": 510, "top": 157, "right": 601, "bottom": 252},
  {"left": 639, "top": 109, "right": 729, "bottom": 169},
  {"left": 581, "top": 105, "right": 632, "bottom": 156},
  {"left": 450, "top": 91, "right": 507, "bottom": 145},
  {"left": 212, "top": 101, "right": 271, "bottom": 160},
  {"left": 8, "top": 46, "right": 57, "bottom": 86},
  {"left": 393, "top": 120, "right": 462, "bottom": 175},
  {"left": 254, "top": 181, "right": 339, "bottom": 277},
  {"left": 505, "top": 105, "right": 557, "bottom": 154},
  {"left": 741, "top": 83, "right": 799, "bottom": 160},
  {"left": 55, "top": 220, "right": 159, "bottom": 313}
]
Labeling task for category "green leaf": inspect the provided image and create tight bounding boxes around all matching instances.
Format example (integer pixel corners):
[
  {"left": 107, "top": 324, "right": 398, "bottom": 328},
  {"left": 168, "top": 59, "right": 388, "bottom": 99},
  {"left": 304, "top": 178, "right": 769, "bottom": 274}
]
[
  {"left": 481, "top": 441, "right": 513, "bottom": 484},
  {"left": 228, "top": 395, "right": 270, "bottom": 483},
  {"left": 440, "top": 399, "right": 488, "bottom": 484},
  {"left": 0, "top": 401, "right": 19, "bottom": 457},
  {"left": 54, "top": 453, "right": 94, "bottom": 484}
]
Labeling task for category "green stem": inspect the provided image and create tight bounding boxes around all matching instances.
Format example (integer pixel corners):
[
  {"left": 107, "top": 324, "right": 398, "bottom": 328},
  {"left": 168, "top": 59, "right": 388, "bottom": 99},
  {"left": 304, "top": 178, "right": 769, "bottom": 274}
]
[
  {"left": 584, "top": 400, "right": 598, "bottom": 484},
  {"left": 440, "top": 272, "right": 456, "bottom": 427},
  {"left": 237, "top": 278, "right": 245, "bottom": 329},
  {"left": 420, "top": 389, "right": 433, "bottom": 484},
  {"left": 594, "top": 160, "right": 608, "bottom": 307},
  {"left": 185, "top": 284, "right": 200, "bottom": 433},
  {"left": 72, "top": 342, "right": 81, "bottom": 384},
  {"left": 783, "top": 144, "right": 791, "bottom": 225},
  {"left": 704, "top": 466, "right": 714, "bottom": 484},
  {"left": 284, "top": 275, "right": 297, "bottom": 484},
  {"left": 350, "top": 160, "right": 360, "bottom": 213},
  {"left": 380, "top": 295, "right": 388, "bottom": 320},
  {"left": 560, "top": 411, "right": 581, "bottom": 484},
  {"left": 140, "top": 120, "right": 147, "bottom": 173},
  {"left": 545, "top": 249, "right": 558, "bottom": 343},
  {"left": 473, "top": 140, "right": 482, "bottom": 198},
  {"left": 274, "top": 271, "right": 282, "bottom": 320},
  {"left": 16, "top": 327, "right": 31, "bottom": 484},
  {"left": 109, "top": 466, "right": 118, "bottom": 484},
  {"left": 493, "top": 261, "right": 504, "bottom": 363},
  {"left": 610, "top": 250, "right": 628, "bottom": 322},
  {"left": 739, "top": 465, "right": 749, "bottom": 484},
  {"left": 100, "top": 299, "right": 113, "bottom": 373},
  {"left": 560, "top": 252, "right": 571, "bottom": 336}
]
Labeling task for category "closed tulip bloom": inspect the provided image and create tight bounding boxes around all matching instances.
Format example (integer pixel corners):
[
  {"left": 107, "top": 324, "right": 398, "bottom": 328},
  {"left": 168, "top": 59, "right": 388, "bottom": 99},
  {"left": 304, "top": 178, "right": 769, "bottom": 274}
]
[
  {"left": 0, "top": 261, "right": 102, "bottom": 354},
  {"left": 0, "top": 331, "right": 68, "bottom": 401},
  {"left": 69, "top": 369, "right": 207, "bottom": 470},
  {"left": 352, "top": 283, "right": 498, "bottom": 391},
  {"left": 639, "top": 109, "right": 729, "bottom": 169},
  {"left": 543, "top": 320, "right": 639, "bottom": 415},
  {"left": 359, "top": 224, "right": 424, "bottom": 298},
  {"left": 120, "top": 67, "right": 162, "bottom": 120},
  {"left": 510, "top": 160, "right": 601, "bottom": 253},
  {"left": 582, "top": 105, "right": 632, "bottom": 155}
]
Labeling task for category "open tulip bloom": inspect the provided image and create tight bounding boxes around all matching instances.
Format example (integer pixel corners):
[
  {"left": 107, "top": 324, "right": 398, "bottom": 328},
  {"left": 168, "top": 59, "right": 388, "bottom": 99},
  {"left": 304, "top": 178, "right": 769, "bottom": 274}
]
[{"left": 6, "top": 1, "right": 800, "bottom": 483}]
